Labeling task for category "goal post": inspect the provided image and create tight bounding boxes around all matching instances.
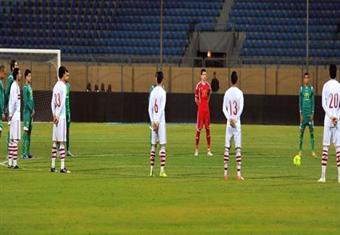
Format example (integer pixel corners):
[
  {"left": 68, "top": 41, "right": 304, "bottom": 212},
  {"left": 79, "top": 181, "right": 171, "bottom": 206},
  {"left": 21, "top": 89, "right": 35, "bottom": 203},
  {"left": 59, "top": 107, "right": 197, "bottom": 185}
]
[
  {"left": 0, "top": 48, "right": 61, "bottom": 90},
  {"left": 0, "top": 48, "right": 61, "bottom": 71}
]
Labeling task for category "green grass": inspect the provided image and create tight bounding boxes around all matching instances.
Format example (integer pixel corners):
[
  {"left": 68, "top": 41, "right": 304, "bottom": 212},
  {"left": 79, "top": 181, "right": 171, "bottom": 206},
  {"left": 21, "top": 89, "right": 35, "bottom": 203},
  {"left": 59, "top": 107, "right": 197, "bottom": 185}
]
[{"left": 0, "top": 123, "right": 339, "bottom": 235}]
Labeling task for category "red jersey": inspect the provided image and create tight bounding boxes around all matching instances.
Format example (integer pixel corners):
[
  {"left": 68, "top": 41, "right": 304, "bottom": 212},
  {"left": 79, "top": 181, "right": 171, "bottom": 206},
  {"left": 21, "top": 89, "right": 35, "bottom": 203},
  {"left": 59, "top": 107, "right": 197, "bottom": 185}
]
[{"left": 195, "top": 81, "right": 211, "bottom": 112}]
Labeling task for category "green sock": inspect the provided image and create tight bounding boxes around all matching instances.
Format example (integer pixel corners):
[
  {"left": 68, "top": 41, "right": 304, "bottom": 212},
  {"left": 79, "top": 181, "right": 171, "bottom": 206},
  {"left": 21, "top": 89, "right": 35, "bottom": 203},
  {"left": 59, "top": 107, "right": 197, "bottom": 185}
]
[
  {"left": 27, "top": 134, "right": 31, "bottom": 155},
  {"left": 310, "top": 131, "right": 315, "bottom": 151},
  {"left": 22, "top": 133, "right": 28, "bottom": 156},
  {"left": 299, "top": 129, "right": 305, "bottom": 152}
]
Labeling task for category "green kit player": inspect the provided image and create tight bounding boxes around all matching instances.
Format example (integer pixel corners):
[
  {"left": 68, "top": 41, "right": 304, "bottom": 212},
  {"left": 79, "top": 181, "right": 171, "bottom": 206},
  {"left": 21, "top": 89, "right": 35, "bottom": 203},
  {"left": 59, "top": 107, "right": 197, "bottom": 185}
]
[
  {"left": 22, "top": 69, "right": 35, "bottom": 159},
  {"left": 0, "top": 65, "right": 6, "bottom": 138},
  {"left": 297, "top": 72, "right": 316, "bottom": 160},
  {"left": 66, "top": 78, "right": 74, "bottom": 157}
]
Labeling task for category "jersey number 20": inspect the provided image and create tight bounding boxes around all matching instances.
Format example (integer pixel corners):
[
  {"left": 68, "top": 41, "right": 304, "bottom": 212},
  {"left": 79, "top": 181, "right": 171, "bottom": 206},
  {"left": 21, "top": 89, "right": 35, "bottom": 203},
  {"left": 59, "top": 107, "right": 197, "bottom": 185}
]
[{"left": 329, "top": 93, "right": 339, "bottom": 109}]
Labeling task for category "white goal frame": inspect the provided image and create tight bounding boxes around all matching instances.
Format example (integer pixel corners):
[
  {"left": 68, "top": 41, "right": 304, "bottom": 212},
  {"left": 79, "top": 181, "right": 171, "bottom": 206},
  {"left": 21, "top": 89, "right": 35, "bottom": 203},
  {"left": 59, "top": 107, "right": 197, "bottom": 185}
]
[{"left": 0, "top": 48, "right": 61, "bottom": 73}]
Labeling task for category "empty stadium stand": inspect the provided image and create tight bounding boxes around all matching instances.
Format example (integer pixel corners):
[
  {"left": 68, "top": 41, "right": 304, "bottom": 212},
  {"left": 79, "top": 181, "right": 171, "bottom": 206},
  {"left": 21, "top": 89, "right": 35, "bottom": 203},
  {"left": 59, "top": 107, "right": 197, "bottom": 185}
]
[
  {"left": 0, "top": 0, "right": 223, "bottom": 60},
  {"left": 228, "top": 0, "right": 340, "bottom": 60}
]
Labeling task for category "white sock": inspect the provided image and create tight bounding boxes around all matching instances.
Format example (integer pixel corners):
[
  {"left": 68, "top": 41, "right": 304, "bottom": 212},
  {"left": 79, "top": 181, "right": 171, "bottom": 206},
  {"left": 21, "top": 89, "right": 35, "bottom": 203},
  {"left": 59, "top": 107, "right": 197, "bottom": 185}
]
[
  {"left": 338, "top": 167, "right": 340, "bottom": 180},
  {"left": 13, "top": 159, "right": 17, "bottom": 167},
  {"left": 321, "top": 165, "right": 327, "bottom": 179},
  {"left": 51, "top": 158, "right": 56, "bottom": 168},
  {"left": 150, "top": 165, "right": 154, "bottom": 172},
  {"left": 8, "top": 158, "right": 12, "bottom": 166},
  {"left": 61, "top": 159, "right": 65, "bottom": 169},
  {"left": 160, "top": 166, "right": 165, "bottom": 173}
]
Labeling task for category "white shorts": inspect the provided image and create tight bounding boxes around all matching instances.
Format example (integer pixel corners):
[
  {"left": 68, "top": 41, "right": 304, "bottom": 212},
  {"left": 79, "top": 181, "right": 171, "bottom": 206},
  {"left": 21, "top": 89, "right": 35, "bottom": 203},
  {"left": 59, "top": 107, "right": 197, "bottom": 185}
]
[
  {"left": 151, "top": 123, "right": 166, "bottom": 145},
  {"left": 323, "top": 125, "right": 340, "bottom": 146},
  {"left": 225, "top": 124, "right": 241, "bottom": 148},
  {"left": 52, "top": 118, "right": 67, "bottom": 142},
  {"left": 10, "top": 118, "right": 21, "bottom": 141}
]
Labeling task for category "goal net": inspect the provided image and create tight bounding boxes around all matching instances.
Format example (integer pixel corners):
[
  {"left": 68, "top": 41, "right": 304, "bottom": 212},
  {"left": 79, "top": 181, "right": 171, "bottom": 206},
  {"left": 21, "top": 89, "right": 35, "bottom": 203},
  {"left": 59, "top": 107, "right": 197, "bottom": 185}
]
[{"left": 0, "top": 48, "right": 61, "bottom": 121}]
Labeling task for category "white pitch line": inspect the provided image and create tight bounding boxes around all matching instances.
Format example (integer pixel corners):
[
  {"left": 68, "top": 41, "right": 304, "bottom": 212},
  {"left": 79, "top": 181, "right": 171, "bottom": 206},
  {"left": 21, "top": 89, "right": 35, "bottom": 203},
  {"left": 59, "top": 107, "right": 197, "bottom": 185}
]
[{"left": 0, "top": 160, "right": 8, "bottom": 167}]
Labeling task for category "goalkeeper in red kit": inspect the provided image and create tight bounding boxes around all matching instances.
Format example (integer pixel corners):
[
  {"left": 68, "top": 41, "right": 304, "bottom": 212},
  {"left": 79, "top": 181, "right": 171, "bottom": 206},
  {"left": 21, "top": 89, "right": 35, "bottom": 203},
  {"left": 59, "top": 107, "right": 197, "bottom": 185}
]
[{"left": 194, "top": 69, "right": 213, "bottom": 157}]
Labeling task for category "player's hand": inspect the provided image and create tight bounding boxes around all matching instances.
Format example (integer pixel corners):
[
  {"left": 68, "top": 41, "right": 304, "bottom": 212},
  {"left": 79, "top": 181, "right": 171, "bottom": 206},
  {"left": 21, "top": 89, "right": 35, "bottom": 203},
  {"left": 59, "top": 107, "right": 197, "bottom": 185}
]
[
  {"left": 1, "top": 114, "right": 5, "bottom": 121},
  {"left": 8, "top": 116, "right": 12, "bottom": 122},
  {"left": 300, "top": 114, "right": 303, "bottom": 124},
  {"left": 152, "top": 122, "right": 159, "bottom": 132},
  {"left": 310, "top": 114, "right": 314, "bottom": 121},
  {"left": 53, "top": 115, "right": 59, "bottom": 125},
  {"left": 229, "top": 119, "right": 236, "bottom": 128},
  {"left": 31, "top": 110, "right": 35, "bottom": 117},
  {"left": 331, "top": 117, "right": 338, "bottom": 126}
]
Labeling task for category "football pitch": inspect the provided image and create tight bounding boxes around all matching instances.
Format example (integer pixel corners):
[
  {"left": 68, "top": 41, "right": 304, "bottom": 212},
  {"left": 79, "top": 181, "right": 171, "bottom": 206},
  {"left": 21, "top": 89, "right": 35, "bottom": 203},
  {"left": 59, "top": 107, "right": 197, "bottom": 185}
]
[{"left": 0, "top": 123, "right": 339, "bottom": 235}]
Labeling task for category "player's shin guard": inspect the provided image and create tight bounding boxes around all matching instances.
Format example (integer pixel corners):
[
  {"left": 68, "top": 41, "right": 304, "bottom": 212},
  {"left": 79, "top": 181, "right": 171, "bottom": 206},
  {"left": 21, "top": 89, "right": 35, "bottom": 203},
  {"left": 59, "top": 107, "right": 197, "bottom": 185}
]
[
  {"left": 160, "top": 146, "right": 166, "bottom": 173},
  {"left": 150, "top": 145, "right": 156, "bottom": 170},
  {"left": 195, "top": 130, "right": 201, "bottom": 149},
  {"left": 206, "top": 128, "right": 211, "bottom": 150},
  {"left": 299, "top": 129, "right": 304, "bottom": 151},
  {"left": 12, "top": 140, "right": 18, "bottom": 167},
  {"left": 321, "top": 146, "right": 329, "bottom": 179},
  {"left": 310, "top": 130, "right": 315, "bottom": 151},
  {"left": 59, "top": 144, "right": 66, "bottom": 169},
  {"left": 22, "top": 132, "right": 28, "bottom": 156},
  {"left": 7, "top": 142, "right": 13, "bottom": 166},
  {"left": 336, "top": 147, "right": 340, "bottom": 179},
  {"left": 224, "top": 147, "right": 230, "bottom": 176},
  {"left": 236, "top": 147, "right": 242, "bottom": 177},
  {"left": 51, "top": 143, "right": 57, "bottom": 169}
]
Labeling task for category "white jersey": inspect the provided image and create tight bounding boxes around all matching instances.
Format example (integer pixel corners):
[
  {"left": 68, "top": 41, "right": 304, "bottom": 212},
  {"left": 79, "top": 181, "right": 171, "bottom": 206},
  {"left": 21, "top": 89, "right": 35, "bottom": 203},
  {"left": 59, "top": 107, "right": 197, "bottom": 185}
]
[
  {"left": 51, "top": 80, "right": 67, "bottom": 120},
  {"left": 322, "top": 79, "right": 340, "bottom": 127},
  {"left": 148, "top": 85, "right": 166, "bottom": 124},
  {"left": 223, "top": 86, "right": 244, "bottom": 125},
  {"left": 8, "top": 81, "right": 21, "bottom": 120}
]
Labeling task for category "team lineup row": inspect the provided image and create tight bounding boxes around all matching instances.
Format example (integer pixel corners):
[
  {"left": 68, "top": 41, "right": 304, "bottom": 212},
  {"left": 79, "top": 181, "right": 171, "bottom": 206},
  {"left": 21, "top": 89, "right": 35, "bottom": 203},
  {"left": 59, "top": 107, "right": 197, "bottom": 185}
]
[
  {"left": 148, "top": 65, "right": 340, "bottom": 183},
  {"left": 0, "top": 61, "right": 74, "bottom": 172}
]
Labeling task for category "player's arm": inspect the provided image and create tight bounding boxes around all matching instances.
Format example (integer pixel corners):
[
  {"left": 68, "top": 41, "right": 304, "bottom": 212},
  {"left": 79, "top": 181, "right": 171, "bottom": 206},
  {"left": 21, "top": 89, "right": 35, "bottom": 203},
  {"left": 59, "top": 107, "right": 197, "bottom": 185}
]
[
  {"left": 236, "top": 92, "right": 244, "bottom": 120},
  {"left": 299, "top": 87, "right": 303, "bottom": 123},
  {"left": 222, "top": 93, "right": 230, "bottom": 120},
  {"left": 311, "top": 87, "right": 315, "bottom": 120},
  {"left": 194, "top": 85, "right": 199, "bottom": 106},
  {"left": 8, "top": 85, "right": 15, "bottom": 120},
  {"left": 322, "top": 86, "right": 334, "bottom": 122},
  {"left": 148, "top": 92, "right": 154, "bottom": 124}
]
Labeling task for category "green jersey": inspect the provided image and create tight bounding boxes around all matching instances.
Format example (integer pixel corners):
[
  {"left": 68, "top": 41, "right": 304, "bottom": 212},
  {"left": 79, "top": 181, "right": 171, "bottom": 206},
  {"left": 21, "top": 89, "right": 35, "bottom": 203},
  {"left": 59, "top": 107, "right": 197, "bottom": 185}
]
[
  {"left": 0, "top": 80, "right": 4, "bottom": 115},
  {"left": 299, "top": 85, "right": 315, "bottom": 116},
  {"left": 66, "top": 82, "right": 71, "bottom": 121},
  {"left": 4, "top": 72, "right": 13, "bottom": 110},
  {"left": 23, "top": 84, "right": 34, "bottom": 114}
]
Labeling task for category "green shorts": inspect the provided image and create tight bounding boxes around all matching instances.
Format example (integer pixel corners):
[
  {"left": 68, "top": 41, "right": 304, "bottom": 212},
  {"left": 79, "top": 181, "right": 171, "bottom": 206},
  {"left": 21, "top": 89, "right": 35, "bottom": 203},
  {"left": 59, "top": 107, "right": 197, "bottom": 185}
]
[
  {"left": 23, "top": 112, "right": 33, "bottom": 132},
  {"left": 300, "top": 116, "right": 314, "bottom": 130}
]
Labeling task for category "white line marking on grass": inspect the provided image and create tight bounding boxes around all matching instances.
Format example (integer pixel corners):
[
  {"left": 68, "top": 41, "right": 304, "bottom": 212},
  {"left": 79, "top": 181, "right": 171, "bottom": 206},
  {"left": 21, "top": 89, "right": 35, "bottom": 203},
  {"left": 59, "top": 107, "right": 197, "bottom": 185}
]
[{"left": 0, "top": 160, "right": 8, "bottom": 167}]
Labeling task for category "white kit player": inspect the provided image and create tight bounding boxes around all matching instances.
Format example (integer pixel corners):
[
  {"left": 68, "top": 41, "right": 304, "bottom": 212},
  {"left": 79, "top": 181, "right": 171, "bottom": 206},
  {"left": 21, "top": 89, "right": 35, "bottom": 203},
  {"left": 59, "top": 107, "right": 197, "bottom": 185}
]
[
  {"left": 318, "top": 64, "right": 340, "bottom": 183},
  {"left": 50, "top": 66, "right": 70, "bottom": 173},
  {"left": 222, "top": 71, "right": 244, "bottom": 181},
  {"left": 8, "top": 68, "right": 21, "bottom": 169},
  {"left": 148, "top": 71, "right": 167, "bottom": 177}
]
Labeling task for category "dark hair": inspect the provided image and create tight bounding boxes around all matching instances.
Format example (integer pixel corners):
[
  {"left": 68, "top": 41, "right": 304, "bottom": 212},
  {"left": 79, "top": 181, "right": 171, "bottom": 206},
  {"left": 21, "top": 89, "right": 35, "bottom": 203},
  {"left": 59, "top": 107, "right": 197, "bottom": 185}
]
[
  {"left": 201, "top": 68, "right": 207, "bottom": 75},
  {"left": 0, "top": 65, "right": 4, "bottom": 72},
  {"left": 329, "top": 64, "right": 337, "bottom": 79},
  {"left": 304, "top": 72, "right": 309, "bottom": 77},
  {"left": 10, "top": 59, "right": 16, "bottom": 71},
  {"left": 12, "top": 68, "right": 20, "bottom": 80},
  {"left": 231, "top": 71, "right": 238, "bottom": 85},
  {"left": 24, "top": 69, "right": 31, "bottom": 78},
  {"left": 58, "top": 66, "right": 68, "bottom": 79},
  {"left": 156, "top": 71, "right": 164, "bottom": 84}
]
